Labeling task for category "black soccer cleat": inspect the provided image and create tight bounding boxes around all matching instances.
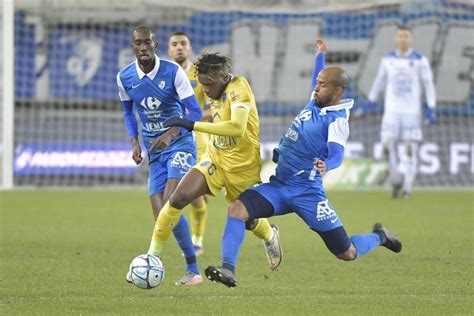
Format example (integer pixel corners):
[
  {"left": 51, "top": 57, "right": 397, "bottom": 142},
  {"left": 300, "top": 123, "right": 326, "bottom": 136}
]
[
  {"left": 373, "top": 223, "right": 402, "bottom": 253},
  {"left": 205, "top": 266, "right": 237, "bottom": 288},
  {"left": 391, "top": 183, "right": 403, "bottom": 199}
]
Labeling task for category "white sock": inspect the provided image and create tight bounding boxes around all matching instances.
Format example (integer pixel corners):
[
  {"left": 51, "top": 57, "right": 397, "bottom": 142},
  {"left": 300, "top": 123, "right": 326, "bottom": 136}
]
[{"left": 402, "top": 142, "right": 418, "bottom": 193}]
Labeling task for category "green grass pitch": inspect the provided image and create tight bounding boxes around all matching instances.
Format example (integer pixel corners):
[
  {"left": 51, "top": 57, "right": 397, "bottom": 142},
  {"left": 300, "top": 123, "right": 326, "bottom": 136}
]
[{"left": 1, "top": 190, "right": 473, "bottom": 314}]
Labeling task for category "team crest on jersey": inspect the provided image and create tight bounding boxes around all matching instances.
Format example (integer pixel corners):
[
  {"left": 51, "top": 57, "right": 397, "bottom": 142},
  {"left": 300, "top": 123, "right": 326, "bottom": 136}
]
[
  {"left": 190, "top": 80, "right": 198, "bottom": 88},
  {"left": 316, "top": 200, "right": 338, "bottom": 222},
  {"left": 159, "top": 80, "right": 166, "bottom": 89},
  {"left": 222, "top": 92, "right": 227, "bottom": 102}
]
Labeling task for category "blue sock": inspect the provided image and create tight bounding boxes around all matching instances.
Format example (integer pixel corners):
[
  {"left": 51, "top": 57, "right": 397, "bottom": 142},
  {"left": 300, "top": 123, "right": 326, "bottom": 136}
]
[
  {"left": 350, "top": 233, "right": 381, "bottom": 257},
  {"left": 222, "top": 217, "right": 246, "bottom": 273},
  {"left": 172, "top": 215, "right": 199, "bottom": 274}
]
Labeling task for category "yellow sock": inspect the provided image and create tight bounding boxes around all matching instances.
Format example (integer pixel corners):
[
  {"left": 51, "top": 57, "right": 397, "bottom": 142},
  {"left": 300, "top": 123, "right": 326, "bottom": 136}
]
[
  {"left": 147, "top": 202, "right": 182, "bottom": 256},
  {"left": 190, "top": 199, "right": 207, "bottom": 246},
  {"left": 251, "top": 218, "right": 273, "bottom": 242}
]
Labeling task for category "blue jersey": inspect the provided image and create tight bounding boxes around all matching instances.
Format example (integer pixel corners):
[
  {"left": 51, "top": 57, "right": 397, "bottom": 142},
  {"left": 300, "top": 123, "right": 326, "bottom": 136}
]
[
  {"left": 117, "top": 55, "right": 195, "bottom": 143},
  {"left": 276, "top": 98, "right": 353, "bottom": 186}
]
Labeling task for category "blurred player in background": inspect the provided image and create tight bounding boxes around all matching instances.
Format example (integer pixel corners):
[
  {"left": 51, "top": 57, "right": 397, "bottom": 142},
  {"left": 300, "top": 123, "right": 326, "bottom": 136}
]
[
  {"left": 117, "top": 26, "right": 203, "bottom": 286},
  {"left": 204, "top": 38, "right": 402, "bottom": 288},
  {"left": 168, "top": 32, "right": 211, "bottom": 256},
  {"left": 147, "top": 52, "right": 282, "bottom": 272},
  {"left": 366, "top": 25, "right": 437, "bottom": 199}
]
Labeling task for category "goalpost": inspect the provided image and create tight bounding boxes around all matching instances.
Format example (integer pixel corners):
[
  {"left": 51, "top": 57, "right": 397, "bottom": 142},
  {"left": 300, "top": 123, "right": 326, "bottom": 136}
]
[
  {"left": 1, "top": 0, "right": 14, "bottom": 189},
  {"left": 2, "top": 0, "right": 473, "bottom": 189}
]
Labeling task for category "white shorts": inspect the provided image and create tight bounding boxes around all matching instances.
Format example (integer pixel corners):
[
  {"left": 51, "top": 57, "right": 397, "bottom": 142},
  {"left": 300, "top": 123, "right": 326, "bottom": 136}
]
[{"left": 381, "top": 112, "right": 422, "bottom": 143}]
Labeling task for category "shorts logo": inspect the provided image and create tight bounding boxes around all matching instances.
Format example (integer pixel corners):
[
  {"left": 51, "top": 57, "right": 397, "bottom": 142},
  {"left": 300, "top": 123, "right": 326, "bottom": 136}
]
[
  {"left": 171, "top": 152, "right": 193, "bottom": 172},
  {"left": 316, "top": 200, "right": 337, "bottom": 222}
]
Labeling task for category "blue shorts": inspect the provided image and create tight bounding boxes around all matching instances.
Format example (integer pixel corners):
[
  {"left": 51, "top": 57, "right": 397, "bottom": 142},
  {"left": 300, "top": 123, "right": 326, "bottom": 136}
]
[
  {"left": 249, "top": 176, "right": 343, "bottom": 232},
  {"left": 143, "top": 135, "right": 196, "bottom": 196}
]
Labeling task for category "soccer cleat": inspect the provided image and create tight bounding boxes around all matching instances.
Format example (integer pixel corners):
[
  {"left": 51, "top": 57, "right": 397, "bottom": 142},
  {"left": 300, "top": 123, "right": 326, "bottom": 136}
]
[
  {"left": 263, "top": 224, "right": 282, "bottom": 270},
  {"left": 373, "top": 223, "right": 402, "bottom": 253},
  {"left": 174, "top": 271, "right": 203, "bottom": 286},
  {"left": 401, "top": 191, "right": 411, "bottom": 199},
  {"left": 204, "top": 266, "right": 237, "bottom": 288},
  {"left": 391, "top": 183, "right": 403, "bottom": 199}
]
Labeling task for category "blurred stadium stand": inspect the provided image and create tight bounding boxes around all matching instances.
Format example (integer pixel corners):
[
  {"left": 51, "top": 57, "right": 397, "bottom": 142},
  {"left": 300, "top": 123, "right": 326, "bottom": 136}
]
[{"left": 1, "top": 0, "right": 473, "bottom": 188}]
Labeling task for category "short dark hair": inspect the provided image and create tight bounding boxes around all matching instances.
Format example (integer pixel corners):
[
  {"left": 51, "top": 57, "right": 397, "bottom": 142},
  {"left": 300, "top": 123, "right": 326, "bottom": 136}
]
[
  {"left": 397, "top": 25, "right": 411, "bottom": 32},
  {"left": 169, "top": 31, "right": 190, "bottom": 41},
  {"left": 195, "top": 52, "right": 232, "bottom": 81},
  {"left": 133, "top": 25, "right": 155, "bottom": 36}
]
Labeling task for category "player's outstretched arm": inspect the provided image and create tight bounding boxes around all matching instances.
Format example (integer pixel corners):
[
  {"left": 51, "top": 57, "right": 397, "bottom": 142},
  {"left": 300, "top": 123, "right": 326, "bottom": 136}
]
[
  {"left": 314, "top": 143, "right": 344, "bottom": 175},
  {"left": 311, "top": 38, "right": 327, "bottom": 90},
  {"left": 164, "top": 104, "right": 250, "bottom": 137},
  {"left": 150, "top": 127, "right": 181, "bottom": 151}
]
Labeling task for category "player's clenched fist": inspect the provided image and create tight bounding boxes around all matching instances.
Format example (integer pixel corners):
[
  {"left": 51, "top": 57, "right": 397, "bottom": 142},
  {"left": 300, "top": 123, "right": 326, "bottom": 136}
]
[
  {"left": 132, "top": 143, "right": 143, "bottom": 165},
  {"left": 316, "top": 38, "right": 327, "bottom": 53},
  {"left": 314, "top": 159, "right": 326, "bottom": 175}
]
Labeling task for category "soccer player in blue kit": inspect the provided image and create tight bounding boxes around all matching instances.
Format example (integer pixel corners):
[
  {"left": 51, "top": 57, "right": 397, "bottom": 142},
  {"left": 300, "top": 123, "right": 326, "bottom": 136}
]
[
  {"left": 117, "top": 26, "right": 204, "bottom": 286},
  {"left": 205, "top": 38, "right": 403, "bottom": 288}
]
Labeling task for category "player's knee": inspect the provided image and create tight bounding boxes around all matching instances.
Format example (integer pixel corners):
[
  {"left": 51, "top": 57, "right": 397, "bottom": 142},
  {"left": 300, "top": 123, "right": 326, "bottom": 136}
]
[
  {"left": 169, "top": 189, "right": 191, "bottom": 209},
  {"left": 336, "top": 246, "right": 357, "bottom": 261},
  {"left": 227, "top": 200, "right": 249, "bottom": 221},
  {"left": 245, "top": 218, "right": 258, "bottom": 230}
]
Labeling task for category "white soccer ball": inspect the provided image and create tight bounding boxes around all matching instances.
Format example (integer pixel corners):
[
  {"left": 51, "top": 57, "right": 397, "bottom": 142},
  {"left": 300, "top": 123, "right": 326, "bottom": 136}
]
[{"left": 130, "top": 254, "right": 165, "bottom": 289}]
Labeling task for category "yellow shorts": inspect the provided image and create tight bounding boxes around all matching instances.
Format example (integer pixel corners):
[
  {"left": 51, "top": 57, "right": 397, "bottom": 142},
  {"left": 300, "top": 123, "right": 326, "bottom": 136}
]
[
  {"left": 195, "top": 131, "right": 209, "bottom": 162},
  {"left": 194, "top": 152, "right": 261, "bottom": 203}
]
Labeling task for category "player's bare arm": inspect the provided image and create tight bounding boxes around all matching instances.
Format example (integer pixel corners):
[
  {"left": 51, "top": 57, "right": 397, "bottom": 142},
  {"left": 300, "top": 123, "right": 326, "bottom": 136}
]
[
  {"left": 316, "top": 37, "right": 327, "bottom": 53},
  {"left": 131, "top": 137, "right": 143, "bottom": 165},
  {"left": 150, "top": 127, "right": 180, "bottom": 150}
]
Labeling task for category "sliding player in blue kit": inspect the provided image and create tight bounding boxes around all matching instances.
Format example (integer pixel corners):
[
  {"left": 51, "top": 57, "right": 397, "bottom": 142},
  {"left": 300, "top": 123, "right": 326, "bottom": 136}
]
[
  {"left": 117, "top": 26, "right": 203, "bottom": 286},
  {"left": 205, "top": 38, "right": 402, "bottom": 288}
]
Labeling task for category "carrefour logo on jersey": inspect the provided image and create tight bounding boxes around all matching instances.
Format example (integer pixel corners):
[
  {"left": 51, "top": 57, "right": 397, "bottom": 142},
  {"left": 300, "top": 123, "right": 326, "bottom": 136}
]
[{"left": 141, "top": 96, "right": 162, "bottom": 110}]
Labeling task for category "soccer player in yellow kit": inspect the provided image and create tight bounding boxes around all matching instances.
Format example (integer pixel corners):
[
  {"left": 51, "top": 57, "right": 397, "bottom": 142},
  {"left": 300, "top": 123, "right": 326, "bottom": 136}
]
[
  {"left": 148, "top": 52, "right": 282, "bottom": 276},
  {"left": 168, "top": 32, "right": 210, "bottom": 256}
]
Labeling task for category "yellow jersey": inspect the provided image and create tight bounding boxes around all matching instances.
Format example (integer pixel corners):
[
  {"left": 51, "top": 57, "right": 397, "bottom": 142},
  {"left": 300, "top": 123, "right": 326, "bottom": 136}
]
[
  {"left": 206, "top": 76, "right": 262, "bottom": 172},
  {"left": 185, "top": 63, "right": 209, "bottom": 159}
]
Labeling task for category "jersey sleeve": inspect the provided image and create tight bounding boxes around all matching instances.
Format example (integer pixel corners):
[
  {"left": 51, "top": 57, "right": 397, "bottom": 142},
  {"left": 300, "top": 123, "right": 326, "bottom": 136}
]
[
  {"left": 327, "top": 117, "right": 349, "bottom": 147},
  {"left": 368, "top": 58, "right": 387, "bottom": 102},
  {"left": 229, "top": 82, "right": 252, "bottom": 111},
  {"left": 116, "top": 72, "right": 131, "bottom": 101},
  {"left": 420, "top": 56, "right": 436, "bottom": 108},
  {"left": 174, "top": 66, "right": 195, "bottom": 100}
]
